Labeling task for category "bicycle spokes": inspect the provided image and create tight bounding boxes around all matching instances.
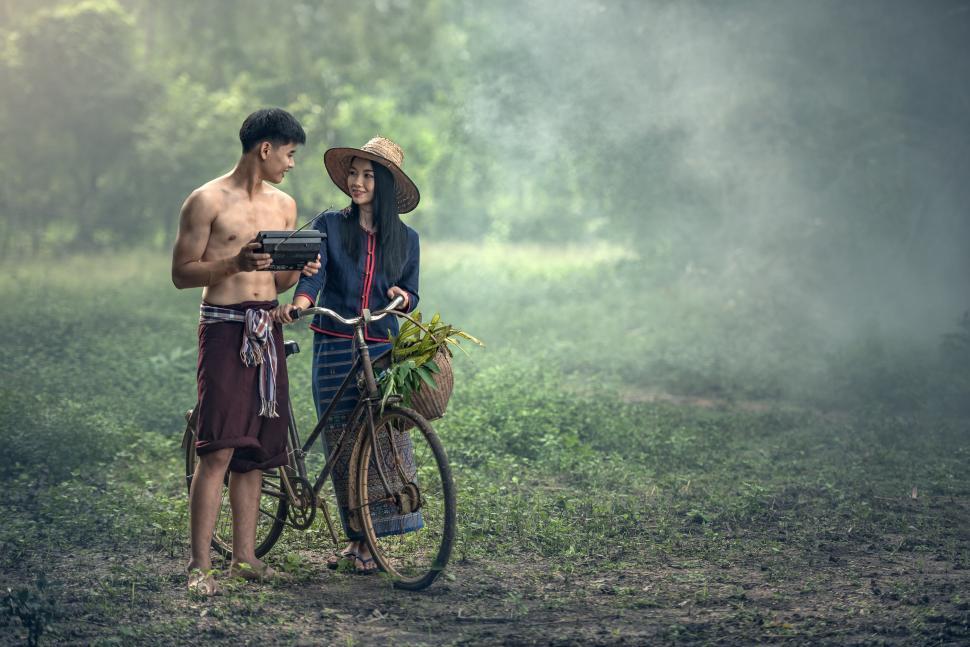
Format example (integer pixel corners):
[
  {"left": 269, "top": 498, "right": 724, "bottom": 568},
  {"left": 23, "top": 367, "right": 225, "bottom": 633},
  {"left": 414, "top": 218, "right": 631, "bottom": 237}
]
[{"left": 355, "top": 406, "right": 455, "bottom": 590}]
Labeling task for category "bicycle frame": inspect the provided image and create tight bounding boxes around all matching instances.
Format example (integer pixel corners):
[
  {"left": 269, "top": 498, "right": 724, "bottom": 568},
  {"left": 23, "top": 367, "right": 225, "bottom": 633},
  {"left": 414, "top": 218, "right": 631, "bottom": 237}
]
[
  {"left": 183, "top": 294, "right": 455, "bottom": 589},
  {"left": 276, "top": 300, "right": 406, "bottom": 533}
]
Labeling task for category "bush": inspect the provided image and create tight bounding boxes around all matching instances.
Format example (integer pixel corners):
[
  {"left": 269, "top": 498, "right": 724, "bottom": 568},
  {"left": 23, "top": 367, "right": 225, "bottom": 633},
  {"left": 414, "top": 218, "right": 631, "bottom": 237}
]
[{"left": 0, "top": 576, "right": 58, "bottom": 647}]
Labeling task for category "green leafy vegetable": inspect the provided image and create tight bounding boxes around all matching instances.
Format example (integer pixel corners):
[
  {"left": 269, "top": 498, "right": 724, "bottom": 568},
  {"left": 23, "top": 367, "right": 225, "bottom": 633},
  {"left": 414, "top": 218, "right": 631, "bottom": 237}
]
[{"left": 377, "top": 311, "right": 484, "bottom": 410}]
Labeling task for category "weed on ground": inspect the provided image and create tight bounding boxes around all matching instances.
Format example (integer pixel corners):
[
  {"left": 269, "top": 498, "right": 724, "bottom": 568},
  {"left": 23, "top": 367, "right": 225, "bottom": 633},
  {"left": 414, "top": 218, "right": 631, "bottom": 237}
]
[{"left": 1, "top": 251, "right": 968, "bottom": 645}]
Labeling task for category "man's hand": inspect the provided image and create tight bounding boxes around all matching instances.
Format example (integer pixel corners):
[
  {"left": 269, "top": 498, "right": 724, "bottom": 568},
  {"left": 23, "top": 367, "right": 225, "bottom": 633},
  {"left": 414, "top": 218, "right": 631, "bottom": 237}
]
[
  {"left": 235, "top": 241, "right": 273, "bottom": 272},
  {"left": 301, "top": 254, "right": 322, "bottom": 277},
  {"left": 386, "top": 286, "right": 410, "bottom": 310}
]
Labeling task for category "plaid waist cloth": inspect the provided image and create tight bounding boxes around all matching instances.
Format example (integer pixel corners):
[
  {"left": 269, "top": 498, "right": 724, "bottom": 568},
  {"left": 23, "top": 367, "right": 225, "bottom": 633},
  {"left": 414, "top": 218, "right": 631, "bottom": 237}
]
[{"left": 199, "top": 304, "right": 279, "bottom": 418}]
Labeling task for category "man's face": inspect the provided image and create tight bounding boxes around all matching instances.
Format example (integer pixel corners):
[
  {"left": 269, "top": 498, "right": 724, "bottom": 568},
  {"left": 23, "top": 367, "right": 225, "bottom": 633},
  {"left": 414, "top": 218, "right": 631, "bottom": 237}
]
[{"left": 261, "top": 141, "right": 298, "bottom": 183}]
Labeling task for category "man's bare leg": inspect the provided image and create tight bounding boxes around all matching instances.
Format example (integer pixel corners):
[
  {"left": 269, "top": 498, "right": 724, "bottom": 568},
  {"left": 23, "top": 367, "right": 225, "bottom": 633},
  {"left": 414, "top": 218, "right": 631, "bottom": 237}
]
[
  {"left": 188, "top": 447, "right": 233, "bottom": 594},
  {"left": 228, "top": 468, "right": 276, "bottom": 579}
]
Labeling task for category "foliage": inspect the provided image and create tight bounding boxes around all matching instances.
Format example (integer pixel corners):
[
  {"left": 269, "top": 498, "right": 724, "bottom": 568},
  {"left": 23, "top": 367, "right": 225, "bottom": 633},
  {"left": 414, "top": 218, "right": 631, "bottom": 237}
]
[
  {"left": 0, "top": 0, "right": 967, "bottom": 300},
  {"left": 0, "top": 250, "right": 967, "bottom": 642},
  {"left": 0, "top": 2, "right": 966, "bottom": 393},
  {"left": 1, "top": 0, "right": 152, "bottom": 252},
  {"left": 0, "top": 576, "right": 58, "bottom": 647},
  {"left": 377, "top": 311, "right": 483, "bottom": 409},
  {"left": 0, "top": 0, "right": 478, "bottom": 248}
]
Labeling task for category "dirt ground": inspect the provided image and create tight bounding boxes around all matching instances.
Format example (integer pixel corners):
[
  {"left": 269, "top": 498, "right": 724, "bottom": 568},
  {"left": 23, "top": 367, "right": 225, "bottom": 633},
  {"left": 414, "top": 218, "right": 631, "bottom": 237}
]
[
  {"left": 3, "top": 518, "right": 969, "bottom": 646},
  {"left": 3, "top": 392, "right": 968, "bottom": 645}
]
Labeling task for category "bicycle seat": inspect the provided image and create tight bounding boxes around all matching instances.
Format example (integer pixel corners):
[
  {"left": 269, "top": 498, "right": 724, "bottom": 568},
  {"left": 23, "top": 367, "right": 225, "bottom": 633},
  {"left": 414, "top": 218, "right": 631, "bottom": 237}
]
[{"left": 284, "top": 340, "right": 300, "bottom": 357}]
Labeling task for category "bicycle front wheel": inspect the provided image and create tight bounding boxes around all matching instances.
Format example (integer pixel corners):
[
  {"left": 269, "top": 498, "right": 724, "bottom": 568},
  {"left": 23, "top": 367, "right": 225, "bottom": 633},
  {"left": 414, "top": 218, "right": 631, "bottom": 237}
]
[
  {"left": 353, "top": 405, "right": 456, "bottom": 591},
  {"left": 183, "top": 408, "right": 288, "bottom": 559}
]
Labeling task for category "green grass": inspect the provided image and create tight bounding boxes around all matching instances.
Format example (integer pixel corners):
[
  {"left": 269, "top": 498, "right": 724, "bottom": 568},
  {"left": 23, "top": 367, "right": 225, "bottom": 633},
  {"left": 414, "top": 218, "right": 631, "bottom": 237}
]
[{"left": 1, "top": 246, "right": 968, "bottom": 644}]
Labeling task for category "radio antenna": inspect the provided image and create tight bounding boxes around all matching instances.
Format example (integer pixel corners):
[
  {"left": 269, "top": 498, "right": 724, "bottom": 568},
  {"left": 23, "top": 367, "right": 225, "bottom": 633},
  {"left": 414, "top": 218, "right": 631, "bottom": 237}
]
[
  {"left": 278, "top": 212, "right": 320, "bottom": 244},
  {"left": 277, "top": 206, "right": 334, "bottom": 244}
]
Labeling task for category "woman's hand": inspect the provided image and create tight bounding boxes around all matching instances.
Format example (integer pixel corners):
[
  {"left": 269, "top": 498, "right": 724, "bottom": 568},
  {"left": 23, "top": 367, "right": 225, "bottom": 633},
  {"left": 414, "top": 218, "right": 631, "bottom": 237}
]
[
  {"left": 270, "top": 303, "right": 297, "bottom": 324},
  {"left": 386, "top": 286, "right": 410, "bottom": 310},
  {"left": 272, "top": 296, "right": 313, "bottom": 324}
]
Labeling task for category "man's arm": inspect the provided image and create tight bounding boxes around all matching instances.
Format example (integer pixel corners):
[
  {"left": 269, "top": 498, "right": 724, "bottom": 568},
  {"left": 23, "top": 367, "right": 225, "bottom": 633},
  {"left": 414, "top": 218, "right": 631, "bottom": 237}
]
[{"left": 171, "top": 190, "right": 269, "bottom": 289}]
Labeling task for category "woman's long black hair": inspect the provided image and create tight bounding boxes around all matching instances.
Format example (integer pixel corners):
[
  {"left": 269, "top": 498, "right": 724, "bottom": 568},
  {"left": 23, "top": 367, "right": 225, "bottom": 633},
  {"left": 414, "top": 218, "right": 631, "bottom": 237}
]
[{"left": 338, "top": 158, "right": 408, "bottom": 282}]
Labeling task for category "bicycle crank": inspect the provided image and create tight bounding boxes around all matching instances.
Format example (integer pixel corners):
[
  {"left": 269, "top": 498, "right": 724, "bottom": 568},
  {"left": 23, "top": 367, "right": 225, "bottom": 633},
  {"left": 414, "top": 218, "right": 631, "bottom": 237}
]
[{"left": 285, "top": 475, "right": 317, "bottom": 530}]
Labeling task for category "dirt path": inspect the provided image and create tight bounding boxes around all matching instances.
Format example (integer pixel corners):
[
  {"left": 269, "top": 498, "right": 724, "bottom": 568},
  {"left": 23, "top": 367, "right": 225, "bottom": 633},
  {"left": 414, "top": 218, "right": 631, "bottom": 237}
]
[{"left": 3, "top": 533, "right": 969, "bottom": 646}]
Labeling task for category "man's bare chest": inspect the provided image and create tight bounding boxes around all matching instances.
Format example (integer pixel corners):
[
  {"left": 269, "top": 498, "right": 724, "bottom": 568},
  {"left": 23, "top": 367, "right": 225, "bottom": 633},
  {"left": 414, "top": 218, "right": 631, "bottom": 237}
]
[{"left": 210, "top": 203, "right": 289, "bottom": 249}]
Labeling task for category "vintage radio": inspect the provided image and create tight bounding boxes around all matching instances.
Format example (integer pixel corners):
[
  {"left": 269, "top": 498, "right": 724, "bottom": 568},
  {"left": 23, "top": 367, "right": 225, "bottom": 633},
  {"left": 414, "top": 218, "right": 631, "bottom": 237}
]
[{"left": 254, "top": 230, "right": 325, "bottom": 271}]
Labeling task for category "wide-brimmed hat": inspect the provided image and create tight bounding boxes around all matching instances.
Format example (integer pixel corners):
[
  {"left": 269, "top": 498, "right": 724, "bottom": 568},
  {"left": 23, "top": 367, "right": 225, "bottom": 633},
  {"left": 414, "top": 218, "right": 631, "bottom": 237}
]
[{"left": 323, "top": 136, "right": 420, "bottom": 214}]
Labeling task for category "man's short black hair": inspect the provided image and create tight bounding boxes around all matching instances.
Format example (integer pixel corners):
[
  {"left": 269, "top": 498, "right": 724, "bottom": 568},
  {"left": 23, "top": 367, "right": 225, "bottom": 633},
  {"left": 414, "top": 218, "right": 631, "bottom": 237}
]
[{"left": 239, "top": 108, "right": 306, "bottom": 153}]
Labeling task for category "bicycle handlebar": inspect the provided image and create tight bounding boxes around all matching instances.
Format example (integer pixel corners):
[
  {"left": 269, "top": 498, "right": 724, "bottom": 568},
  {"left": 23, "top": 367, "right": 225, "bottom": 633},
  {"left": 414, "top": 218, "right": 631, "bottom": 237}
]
[{"left": 289, "top": 294, "right": 406, "bottom": 326}]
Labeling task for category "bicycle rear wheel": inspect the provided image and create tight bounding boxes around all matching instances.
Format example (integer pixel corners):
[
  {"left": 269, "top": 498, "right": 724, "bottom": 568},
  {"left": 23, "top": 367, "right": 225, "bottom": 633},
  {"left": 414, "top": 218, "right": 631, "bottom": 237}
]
[
  {"left": 353, "top": 405, "right": 456, "bottom": 590},
  {"left": 183, "top": 408, "right": 288, "bottom": 559}
]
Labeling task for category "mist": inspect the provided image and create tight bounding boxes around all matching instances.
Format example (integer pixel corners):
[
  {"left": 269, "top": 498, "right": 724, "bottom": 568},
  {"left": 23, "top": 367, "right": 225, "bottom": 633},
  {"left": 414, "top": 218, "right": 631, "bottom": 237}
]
[
  {"left": 3, "top": 2, "right": 970, "bottom": 641},
  {"left": 458, "top": 0, "right": 970, "bottom": 338},
  {"left": 2, "top": 0, "right": 969, "bottom": 404}
]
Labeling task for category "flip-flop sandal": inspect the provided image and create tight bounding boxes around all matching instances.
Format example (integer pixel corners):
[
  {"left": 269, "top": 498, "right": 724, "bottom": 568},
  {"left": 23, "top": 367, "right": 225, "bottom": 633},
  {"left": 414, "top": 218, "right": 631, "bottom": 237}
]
[
  {"left": 229, "top": 562, "right": 283, "bottom": 582},
  {"left": 187, "top": 568, "right": 221, "bottom": 597},
  {"left": 327, "top": 550, "right": 358, "bottom": 570},
  {"left": 354, "top": 556, "right": 380, "bottom": 575}
]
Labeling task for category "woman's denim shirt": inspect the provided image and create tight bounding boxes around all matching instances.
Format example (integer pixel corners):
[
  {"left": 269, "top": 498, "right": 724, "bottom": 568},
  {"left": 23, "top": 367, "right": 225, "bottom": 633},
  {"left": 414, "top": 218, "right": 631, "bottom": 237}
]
[{"left": 294, "top": 210, "right": 420, "bottom": 343}]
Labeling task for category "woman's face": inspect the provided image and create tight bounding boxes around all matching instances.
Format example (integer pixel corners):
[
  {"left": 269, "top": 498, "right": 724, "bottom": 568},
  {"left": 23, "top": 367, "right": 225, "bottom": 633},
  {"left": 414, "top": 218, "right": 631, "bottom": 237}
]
[{"left": 348, "top": 157, "right": 375, "bottom": 207}]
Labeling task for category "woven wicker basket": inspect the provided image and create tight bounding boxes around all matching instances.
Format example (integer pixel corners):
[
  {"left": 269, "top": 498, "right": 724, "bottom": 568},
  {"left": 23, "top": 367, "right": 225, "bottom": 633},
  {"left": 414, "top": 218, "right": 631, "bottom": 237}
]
[{"left": 408, "top": 348, "right": 454, "bottom": 420}]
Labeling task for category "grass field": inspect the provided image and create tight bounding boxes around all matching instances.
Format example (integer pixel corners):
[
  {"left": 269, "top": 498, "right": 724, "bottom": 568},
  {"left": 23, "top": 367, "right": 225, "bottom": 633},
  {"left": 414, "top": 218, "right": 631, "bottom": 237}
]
[{"left": 1, "top": 245, "right": 968, "bottom": 645}]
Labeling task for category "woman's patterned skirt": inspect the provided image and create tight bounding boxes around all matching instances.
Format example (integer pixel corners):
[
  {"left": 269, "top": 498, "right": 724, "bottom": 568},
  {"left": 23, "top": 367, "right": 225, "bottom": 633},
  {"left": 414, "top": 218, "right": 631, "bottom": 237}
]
[{"left": 312, "top": 333, "right": 424, "bottom": 539}]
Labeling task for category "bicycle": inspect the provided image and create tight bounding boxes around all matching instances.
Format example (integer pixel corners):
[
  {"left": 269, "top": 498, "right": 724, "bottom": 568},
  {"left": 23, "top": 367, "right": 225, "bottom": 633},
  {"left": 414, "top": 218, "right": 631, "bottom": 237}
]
[{"left": 182, "top": 295, "right": 457, "bottom": 591}]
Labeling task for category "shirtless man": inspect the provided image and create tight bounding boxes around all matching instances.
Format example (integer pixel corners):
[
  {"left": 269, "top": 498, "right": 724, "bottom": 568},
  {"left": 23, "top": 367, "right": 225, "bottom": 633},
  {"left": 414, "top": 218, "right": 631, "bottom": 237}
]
[{"left": 171, "top": 108, "right": 320, "bottom": 595}]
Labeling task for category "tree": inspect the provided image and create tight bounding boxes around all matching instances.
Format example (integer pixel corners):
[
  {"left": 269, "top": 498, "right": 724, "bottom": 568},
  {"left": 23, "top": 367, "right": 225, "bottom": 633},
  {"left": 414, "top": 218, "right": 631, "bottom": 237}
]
[{"left": 1, "top": 0, "right": 150, "bottom": 250}]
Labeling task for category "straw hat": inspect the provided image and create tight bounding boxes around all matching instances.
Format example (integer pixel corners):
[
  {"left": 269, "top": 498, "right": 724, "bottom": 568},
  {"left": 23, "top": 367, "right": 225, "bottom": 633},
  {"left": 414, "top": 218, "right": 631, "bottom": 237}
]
[{"left": 324, "top": 136, "right": 420, "bottom": 214}]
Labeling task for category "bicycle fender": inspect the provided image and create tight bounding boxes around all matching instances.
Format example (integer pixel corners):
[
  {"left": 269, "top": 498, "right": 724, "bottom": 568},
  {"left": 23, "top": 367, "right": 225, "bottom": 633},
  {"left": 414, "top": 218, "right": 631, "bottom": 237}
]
[{"left": 181, "top": 406, "right": 199, "bottom": 449}]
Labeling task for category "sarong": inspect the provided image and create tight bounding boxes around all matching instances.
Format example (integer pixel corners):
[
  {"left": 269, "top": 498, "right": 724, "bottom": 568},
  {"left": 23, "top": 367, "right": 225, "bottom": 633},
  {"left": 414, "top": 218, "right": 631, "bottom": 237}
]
[
  {"left": 312, "top": 334, "right": 424, "bottom": 539},
  {"left": 196, "top": 300, "right": 290, "bottom": 473}
]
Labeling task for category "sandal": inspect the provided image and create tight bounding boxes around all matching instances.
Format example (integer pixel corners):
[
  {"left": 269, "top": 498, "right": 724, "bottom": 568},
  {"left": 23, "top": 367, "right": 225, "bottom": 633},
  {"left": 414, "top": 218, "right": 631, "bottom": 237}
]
[
  {"left": 354, "top": 555, "right": 380, "bottom": 575},
  {"left": 326, "top": 550, "right": 358, "bottom": 570},
  {"left": 187, "top": 568, "right": 220, "bottom": 597},
  {"left": 229, "top": 562, "right": 282, "bottom": 582}
]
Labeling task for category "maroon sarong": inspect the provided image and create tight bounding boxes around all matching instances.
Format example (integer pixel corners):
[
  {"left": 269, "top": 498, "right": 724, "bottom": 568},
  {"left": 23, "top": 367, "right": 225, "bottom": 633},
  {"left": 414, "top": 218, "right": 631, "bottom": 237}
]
[{"left": 195, "top": 300, "right": 290, "bottom": 473}]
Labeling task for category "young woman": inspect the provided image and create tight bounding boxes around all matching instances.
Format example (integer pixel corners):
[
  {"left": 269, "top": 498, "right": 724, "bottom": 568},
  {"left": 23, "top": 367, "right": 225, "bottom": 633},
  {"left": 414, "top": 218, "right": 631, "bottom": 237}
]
[{"left": 276, "top": 137, "right": 421, "bottom": 574}]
